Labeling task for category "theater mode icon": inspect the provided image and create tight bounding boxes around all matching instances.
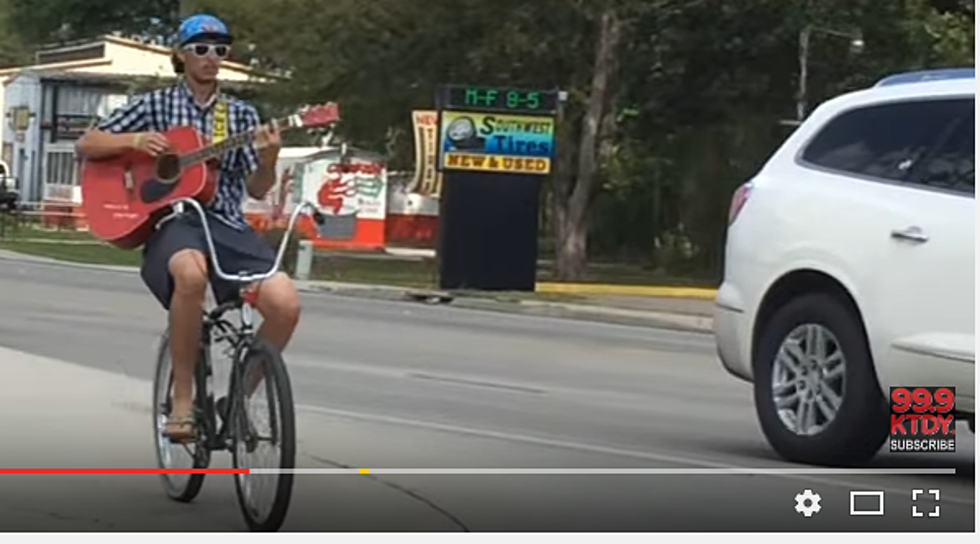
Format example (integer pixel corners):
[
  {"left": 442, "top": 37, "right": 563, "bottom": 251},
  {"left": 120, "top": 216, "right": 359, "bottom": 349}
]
[{"left": 849, "top": 490, "right": 884, "bottom": 516}]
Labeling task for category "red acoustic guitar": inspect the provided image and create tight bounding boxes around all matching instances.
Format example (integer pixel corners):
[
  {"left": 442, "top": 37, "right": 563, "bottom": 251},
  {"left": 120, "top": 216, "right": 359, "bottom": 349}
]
[{"left": 80, "top": 103, "right": 340, "bottom": 249}]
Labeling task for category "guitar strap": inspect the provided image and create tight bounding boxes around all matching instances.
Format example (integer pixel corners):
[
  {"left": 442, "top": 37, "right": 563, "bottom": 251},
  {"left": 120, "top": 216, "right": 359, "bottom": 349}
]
[
  {"left": 212, "top": 98, "right": 229, "bottom": 144},
  {"left": 199, "top": 98, "right": 229, "bottom": 209}
]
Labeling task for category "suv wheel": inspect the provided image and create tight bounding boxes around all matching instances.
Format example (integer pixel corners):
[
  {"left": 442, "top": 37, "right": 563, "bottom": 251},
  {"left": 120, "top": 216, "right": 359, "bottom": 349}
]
[{"left": 753, "top": 293, "right": 888, "bottom": 465}]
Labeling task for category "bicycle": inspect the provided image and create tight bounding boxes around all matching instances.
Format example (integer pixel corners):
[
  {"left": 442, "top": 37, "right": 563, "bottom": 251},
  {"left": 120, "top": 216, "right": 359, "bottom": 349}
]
[{"left": 151, "top": 196, "right": 326, "bottom": 532}]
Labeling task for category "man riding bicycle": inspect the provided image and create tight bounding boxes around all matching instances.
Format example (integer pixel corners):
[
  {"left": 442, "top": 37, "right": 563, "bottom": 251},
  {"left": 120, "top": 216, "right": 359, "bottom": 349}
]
[{"left": 76, "top": 13, "right": 301, "bottom": 443}]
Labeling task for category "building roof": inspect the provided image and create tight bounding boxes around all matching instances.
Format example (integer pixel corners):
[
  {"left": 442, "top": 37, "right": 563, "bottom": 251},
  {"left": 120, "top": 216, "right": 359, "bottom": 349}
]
[
  {"left": 0, "top": 34, "right": 278, "bottom": 82},
  {"left": 4, "top": 68, "right": 258, "bottom": 93}
]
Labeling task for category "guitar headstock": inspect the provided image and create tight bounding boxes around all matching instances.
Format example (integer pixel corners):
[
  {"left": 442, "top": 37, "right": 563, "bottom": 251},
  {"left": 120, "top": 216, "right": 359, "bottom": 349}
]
[{"left": 293, "top": 102, "right": 340, "bottom": 129}]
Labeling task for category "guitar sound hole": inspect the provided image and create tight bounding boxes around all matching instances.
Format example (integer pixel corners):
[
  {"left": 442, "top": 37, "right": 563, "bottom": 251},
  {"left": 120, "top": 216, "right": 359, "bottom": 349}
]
[{"left": 155, "top": 153, "right": 181, "bottom": 182}]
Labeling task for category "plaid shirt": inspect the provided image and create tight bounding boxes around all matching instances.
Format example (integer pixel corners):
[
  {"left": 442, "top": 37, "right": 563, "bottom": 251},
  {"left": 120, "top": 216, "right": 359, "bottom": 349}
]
[{"left": 96, "top": 80, "right": 260, "bottom": 230}]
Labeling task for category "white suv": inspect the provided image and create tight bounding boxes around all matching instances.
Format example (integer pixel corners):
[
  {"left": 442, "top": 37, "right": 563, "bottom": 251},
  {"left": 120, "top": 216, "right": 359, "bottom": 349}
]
[{"left": 714, "top": 68, "right": 975, "bottom": 465}]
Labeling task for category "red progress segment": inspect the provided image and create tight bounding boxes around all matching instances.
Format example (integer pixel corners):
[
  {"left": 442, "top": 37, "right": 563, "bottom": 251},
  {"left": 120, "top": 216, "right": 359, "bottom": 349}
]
[{"left": 0, "top": 469, "right": 249, "bottom": 474}]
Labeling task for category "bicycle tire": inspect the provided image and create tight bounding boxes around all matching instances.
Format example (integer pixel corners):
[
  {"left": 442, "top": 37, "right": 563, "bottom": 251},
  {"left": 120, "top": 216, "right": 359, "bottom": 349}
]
[
  {"left": 230, "top": 336, "right": 296, "bottom": 532},
  {"left": 152, "top": 329, "right": 211, "bottom": 502}
]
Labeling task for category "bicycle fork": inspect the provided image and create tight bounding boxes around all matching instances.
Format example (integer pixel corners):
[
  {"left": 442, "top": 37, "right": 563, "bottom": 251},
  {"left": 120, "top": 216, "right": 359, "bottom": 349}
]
[
  {"left": 193, "top": 334, "right": 222, "bottom": 452},
  {"left": 213, "top": 305, "right": 258, "bottom": 451}
]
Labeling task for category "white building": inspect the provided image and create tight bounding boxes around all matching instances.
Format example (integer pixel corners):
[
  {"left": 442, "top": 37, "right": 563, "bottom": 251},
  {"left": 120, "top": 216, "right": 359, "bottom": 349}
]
[
  {"left": 0, "top": 35, "right": 265, "bottom": 209},
  {"left": 0, "top": 35, "right": 440, "bottom": 247}
]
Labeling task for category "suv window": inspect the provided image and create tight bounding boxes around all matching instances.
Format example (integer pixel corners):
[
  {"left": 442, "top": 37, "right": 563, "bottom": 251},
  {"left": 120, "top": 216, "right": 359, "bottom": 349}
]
[
  {"left": 800, "top": 98, "right": 971, "bottom": 182},
  {"left": 912, "top": 110, "right": 974, "bottom": 195}
]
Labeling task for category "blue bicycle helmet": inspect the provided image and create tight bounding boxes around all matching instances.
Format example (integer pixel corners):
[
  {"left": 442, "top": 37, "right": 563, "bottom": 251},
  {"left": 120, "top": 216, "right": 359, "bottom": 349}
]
[{"left": 176, "top": 14, "right": 232, "bottom": 46}]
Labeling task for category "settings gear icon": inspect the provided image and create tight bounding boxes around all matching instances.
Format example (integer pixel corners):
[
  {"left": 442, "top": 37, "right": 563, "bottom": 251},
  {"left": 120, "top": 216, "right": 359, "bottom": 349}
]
[{"left": 795, "top": 489, "right": 822, "bottom": 517}]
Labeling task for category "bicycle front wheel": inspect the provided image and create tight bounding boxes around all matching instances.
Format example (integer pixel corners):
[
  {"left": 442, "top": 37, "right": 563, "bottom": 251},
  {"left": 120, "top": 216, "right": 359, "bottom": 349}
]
[
  {"left": 152, "top": 329, "right": 210, "bottom": 502},
  {"left": 230, "top": 336, "right": 296, "bottom": 532}
]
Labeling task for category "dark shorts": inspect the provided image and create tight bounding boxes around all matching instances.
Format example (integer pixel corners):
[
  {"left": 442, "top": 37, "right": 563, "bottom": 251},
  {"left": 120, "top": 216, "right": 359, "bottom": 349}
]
[{"left": 140, "top": 213, "right": 276, "bottom": 309}]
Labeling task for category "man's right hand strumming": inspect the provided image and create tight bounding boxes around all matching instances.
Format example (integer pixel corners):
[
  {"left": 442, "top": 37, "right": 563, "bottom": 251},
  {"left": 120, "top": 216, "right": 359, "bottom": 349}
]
[{"left": 133, "top": 131, "right": 172, "bottom": 157}]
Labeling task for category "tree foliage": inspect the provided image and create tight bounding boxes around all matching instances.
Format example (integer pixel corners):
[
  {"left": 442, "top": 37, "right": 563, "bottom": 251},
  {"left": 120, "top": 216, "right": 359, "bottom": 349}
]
[
  {"left": 2, "top": 0, "right": 180, "bottom": 44},
  {"left": 1, "top": 0, "right": 972, "bottom": 279}
]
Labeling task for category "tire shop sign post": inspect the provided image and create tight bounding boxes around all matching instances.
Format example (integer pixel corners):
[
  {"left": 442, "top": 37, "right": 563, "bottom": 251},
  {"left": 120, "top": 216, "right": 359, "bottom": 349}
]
[{"left": 434, "top": 85, "right": 562, "bottom": 291}]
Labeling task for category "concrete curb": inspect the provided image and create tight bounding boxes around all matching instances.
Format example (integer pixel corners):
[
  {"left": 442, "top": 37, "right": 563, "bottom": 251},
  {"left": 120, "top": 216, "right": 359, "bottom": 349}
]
[
  {"left": 0, "top": 250, "right": 716, "bottom": 333},
  {"left": 1, "top": 241, "right": 719, "bottom": 299},
  {"left": 302, "top": 283, "right": 715, "bottom": 334}
]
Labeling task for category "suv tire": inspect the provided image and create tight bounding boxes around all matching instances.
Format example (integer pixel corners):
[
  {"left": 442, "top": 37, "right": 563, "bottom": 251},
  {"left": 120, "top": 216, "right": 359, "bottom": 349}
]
[{"left": 753, "top": 293, "right": 889, "bottom": 466}]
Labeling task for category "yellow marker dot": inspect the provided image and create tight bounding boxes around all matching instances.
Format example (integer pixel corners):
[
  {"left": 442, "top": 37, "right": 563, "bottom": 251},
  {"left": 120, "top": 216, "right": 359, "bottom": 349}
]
[{"left": 358, "top": 468, "right": 369, "bottom": 474}]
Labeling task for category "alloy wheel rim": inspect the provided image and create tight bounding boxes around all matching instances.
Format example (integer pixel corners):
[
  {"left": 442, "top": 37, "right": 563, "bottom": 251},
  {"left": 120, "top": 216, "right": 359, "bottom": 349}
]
[{"left": 770, "top": 323, "right": 847, "bottom": 436}]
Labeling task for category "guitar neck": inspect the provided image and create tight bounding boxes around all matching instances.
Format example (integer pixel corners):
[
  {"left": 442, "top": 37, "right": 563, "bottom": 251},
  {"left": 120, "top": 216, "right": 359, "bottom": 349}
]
[{"left": 179, "top": 116, "right": 292, "bottom": 166}]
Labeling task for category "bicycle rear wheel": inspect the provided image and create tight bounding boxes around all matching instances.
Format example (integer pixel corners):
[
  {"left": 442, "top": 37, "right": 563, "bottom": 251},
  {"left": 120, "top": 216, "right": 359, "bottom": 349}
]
[
  {"left": 152, "top": 329, "right": 211, "bottom": 502},
  {"left": 230, "top": 336, "right": 296, "bottom": 532}
]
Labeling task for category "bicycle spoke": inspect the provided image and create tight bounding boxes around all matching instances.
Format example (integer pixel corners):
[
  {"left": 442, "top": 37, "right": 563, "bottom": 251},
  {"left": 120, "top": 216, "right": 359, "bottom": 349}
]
[
  {"left": 231, "top": 338, "right": 295, "bottom": 531},
  {"left": 236, "top": 370, "right": 281, "bottom": 518}
]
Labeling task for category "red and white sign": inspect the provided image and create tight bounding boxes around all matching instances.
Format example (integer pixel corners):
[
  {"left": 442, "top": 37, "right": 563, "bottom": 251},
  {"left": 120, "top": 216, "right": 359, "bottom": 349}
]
[
  {"left": 295, "top": 151, "right": 388, "bottom": 250},
  {"left": 890, "top": 386, "right": 956, "bottom": 452}
]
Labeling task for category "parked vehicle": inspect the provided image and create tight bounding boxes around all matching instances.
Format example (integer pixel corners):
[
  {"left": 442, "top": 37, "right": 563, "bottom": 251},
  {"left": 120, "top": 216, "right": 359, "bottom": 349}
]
[{"left": 0, "top": 160, "right": 20, "bottom": 211}]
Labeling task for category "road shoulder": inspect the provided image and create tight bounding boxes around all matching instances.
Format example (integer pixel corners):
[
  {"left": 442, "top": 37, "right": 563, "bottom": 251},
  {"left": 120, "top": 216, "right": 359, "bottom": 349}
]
[{"left": 0, "top": 345, "right": 464, "bottom": 531}]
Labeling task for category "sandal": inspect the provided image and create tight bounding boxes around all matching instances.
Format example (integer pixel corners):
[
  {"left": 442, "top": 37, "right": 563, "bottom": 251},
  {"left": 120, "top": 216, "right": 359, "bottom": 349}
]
[{"left": 165, "top": 415, "right": 197, "bottom": 444}]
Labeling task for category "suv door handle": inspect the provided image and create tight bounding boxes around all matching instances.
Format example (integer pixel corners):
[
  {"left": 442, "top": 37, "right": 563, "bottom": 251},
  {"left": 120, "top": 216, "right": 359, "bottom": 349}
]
[{"left": 891, "top": 226, "right": 929, "bottom": 243}]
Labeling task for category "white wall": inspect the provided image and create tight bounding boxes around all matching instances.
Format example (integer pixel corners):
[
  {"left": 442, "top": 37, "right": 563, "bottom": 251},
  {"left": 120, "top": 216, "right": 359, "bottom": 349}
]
[
  {"left": 1, "top": 73, "right": 44, "bottom": 201},
  {"left": 387, "top": 171, "right": 439, "bottom": 216}
]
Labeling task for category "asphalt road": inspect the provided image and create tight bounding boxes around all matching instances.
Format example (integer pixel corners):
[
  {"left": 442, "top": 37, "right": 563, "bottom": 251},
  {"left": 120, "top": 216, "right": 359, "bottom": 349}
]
[{"left": 0, "top": 256, "right": 974, "bottom": 532}]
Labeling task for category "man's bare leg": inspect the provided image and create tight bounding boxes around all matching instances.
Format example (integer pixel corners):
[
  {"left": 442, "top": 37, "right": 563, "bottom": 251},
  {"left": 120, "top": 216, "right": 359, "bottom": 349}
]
[
  {"left": 166, "top": 250, "right": 210, "bottom": 439},
  {"left": 243, "top": 272, "right": 301, "bottom": 395},
  {"left": 255, "top": 272, "right": 302, "bottom": 348}
]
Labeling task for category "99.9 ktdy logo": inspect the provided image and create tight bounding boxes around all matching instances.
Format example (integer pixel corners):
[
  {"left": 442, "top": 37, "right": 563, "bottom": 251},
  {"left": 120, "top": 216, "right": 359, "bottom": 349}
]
[{"left": 890, "top": 387, "right": 956, "bottom": 453}]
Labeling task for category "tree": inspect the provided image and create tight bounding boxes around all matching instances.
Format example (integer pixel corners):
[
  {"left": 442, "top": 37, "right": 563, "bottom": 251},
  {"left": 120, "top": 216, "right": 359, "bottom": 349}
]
[
  {"left": 192, "top": 0, "right": 647, "bottom": 279},
  {"left": 4, "top": 0, "right": 181, "bottom": 44},
  {"left": 551, "top": 1, "right": 623, "bottom": 280},
  {"left": 2, "top": 0, "right": 970, "bottom": 282},
  {"left": 182, "top": 0, "right": 973, "bottom": 280},
  {"left": 0, "top": 0, "right": 30, "bottom": 67}
]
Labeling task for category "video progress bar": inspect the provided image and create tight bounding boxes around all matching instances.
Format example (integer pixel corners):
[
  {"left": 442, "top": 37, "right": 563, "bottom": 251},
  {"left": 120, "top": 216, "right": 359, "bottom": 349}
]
[
  {"left": 248, "top": 468, "right": 957, "bottom": 475},
  {"left": 0, "top": 468, "right": 956, "bottom": 475}
]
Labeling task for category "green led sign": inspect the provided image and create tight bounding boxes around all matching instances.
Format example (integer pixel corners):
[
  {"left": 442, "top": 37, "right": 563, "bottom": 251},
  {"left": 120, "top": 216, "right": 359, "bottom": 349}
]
[{"left": 440, "top": 85, "right": 560, "bottom": 114}]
